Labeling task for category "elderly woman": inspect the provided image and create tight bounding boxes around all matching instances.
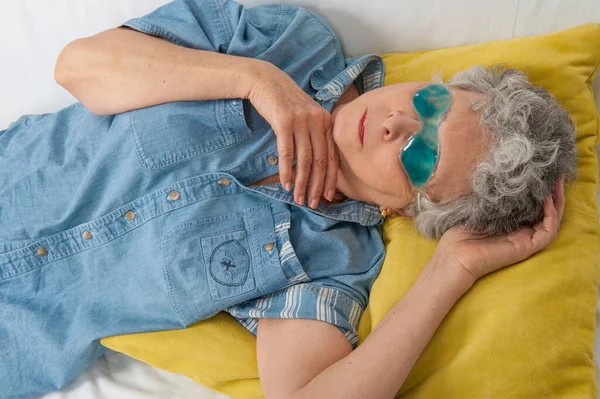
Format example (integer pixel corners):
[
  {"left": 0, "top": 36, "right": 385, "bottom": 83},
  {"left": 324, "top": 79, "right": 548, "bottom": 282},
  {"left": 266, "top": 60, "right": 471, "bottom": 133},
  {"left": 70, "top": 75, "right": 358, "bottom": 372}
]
[{"left": 0, "top": 0, "right": 575, "bottom": 398}]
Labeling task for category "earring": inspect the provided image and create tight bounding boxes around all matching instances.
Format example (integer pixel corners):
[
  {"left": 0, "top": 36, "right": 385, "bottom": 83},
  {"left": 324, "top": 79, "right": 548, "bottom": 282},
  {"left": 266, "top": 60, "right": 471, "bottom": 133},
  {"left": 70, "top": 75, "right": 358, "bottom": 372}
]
[{"left": 380, "top": 209, "right": 387, "bottom": 219}]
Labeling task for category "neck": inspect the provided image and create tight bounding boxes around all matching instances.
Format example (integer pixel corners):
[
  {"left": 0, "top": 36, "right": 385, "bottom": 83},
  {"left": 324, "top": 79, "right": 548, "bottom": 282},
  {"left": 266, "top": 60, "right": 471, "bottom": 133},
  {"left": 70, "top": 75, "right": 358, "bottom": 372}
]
[
  {"left": 250, "top": 82, "right": 361, "bottom": 206},
  {"left": 331, "top": 82, "right": 363, "bottom": 201},
  {"left": 331, "top": 82, "right": 360, "bottom": 116}
]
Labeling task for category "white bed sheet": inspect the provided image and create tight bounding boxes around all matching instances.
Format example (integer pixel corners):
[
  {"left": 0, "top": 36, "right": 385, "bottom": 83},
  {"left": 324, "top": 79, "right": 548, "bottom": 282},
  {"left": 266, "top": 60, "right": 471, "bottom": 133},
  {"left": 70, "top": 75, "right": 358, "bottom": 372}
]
[
  {"left": 1, "top": 1, "right": 598, "bottom": 398},
  {"left": 35, "top": 350, "right": 230, "bottom": 399}
]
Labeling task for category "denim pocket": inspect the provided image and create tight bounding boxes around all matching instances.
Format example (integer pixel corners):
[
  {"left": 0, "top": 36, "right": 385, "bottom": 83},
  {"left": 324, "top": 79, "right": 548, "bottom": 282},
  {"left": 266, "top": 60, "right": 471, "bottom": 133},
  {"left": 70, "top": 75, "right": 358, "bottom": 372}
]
[
  {"left": 161, "top": 204, "right": 292, "bottom": 325},
  {"left": 128, "top": 99, "right": 252, "bottom": 169}
]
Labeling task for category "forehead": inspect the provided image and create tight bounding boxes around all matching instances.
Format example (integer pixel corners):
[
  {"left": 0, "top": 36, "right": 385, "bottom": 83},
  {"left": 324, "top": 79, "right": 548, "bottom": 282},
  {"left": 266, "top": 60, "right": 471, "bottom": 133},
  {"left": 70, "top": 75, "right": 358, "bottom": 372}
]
[
  {"left": 424, "top": 87, "right": 488, "bottom": 200},
  {"left": 441, "top": 88, "right": 484, "bottom": 131}
]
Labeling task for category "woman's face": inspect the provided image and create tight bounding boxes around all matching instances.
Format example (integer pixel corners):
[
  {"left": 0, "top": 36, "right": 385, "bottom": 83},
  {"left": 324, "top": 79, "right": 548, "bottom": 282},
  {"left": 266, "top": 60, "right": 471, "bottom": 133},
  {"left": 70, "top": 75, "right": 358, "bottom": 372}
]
[{"left": 331, "top": 82, "right": 489, "bottom": 210}]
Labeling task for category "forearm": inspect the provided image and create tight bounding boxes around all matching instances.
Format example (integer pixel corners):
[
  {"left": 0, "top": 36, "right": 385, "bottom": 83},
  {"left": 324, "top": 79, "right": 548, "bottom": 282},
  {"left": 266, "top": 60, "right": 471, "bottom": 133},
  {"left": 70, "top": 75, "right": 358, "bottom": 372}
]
[
  {"left": 293, "top": 262, "right": 474, "bottom": 399},
  {"left": 54, "top": 28, "right": 269, "bottom": 115}
]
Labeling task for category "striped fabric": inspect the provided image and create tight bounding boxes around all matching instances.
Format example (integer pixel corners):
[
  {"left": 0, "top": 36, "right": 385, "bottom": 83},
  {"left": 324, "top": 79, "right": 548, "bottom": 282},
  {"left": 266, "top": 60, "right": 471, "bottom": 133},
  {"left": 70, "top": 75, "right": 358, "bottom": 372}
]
[
  {"left": 318, "top": 54, "right": 384, "bottom": 102},
  {"left": 227, "top": 222, "right": 364, "bottom": 347}
]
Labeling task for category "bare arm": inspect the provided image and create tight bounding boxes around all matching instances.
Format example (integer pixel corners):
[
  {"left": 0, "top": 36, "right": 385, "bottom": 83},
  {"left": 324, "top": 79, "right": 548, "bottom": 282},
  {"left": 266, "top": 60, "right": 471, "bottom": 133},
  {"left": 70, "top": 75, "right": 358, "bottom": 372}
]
[
  {"left": 258, "top": 182, "right": 565, "bottom": 399},
  {"left": 258, "top": 260, "right": 472, "bottom": 399},
  {"left": 54, "top": 27, "right": 338, "bottom": 208},
  {"left": 54, "top": 27, "right": 269, "bottom": 115}
]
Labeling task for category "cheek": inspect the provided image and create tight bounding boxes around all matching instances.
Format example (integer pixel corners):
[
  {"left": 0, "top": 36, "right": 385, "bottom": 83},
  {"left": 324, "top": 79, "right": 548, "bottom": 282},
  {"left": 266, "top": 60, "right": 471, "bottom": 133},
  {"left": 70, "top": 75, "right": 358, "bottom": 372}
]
[{"left": 365, "top": 148, "right": 408, "bottom": 193}]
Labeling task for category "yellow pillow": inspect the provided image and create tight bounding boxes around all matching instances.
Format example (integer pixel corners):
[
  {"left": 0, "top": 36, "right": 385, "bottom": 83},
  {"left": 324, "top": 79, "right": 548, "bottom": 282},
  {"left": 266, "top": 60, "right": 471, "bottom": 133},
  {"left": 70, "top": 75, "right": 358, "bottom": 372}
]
[{"left": 102, "top": 23, "right": 600, "bottom": 398}]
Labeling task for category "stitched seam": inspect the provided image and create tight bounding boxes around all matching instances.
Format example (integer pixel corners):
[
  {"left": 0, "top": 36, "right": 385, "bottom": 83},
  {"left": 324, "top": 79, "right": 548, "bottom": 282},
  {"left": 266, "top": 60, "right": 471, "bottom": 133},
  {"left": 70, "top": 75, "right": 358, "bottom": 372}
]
[
  {"left": 273, "top": 4, "right": 290, "bottom": 43},
  {"left": 123, "top": 20, "right": 185, "bottom": 47},
  {"left": 585, "top": 58, "right": 600, "bottom": 146},
  {"left": 304, "top": 12, "right": 344, "bottom": 73},
  {"left": 0, "top": 175, "right": 245, "bottom": 280},
  {"left": 214, "top": 0, "right": 233, "bottom": 48},
  {"left": 161, "top": 226, "right": 188, "bottom": 326},
  {"left": 160, "top": 205, "right": 268, "bottom": 325}
]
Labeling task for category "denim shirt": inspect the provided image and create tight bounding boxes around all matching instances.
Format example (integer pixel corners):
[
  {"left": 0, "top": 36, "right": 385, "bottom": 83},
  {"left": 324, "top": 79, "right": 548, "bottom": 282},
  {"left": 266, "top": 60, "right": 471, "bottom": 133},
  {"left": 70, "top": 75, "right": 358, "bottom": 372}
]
[{"left": 0, "top": 1, "right": 386, "bottom": 398}]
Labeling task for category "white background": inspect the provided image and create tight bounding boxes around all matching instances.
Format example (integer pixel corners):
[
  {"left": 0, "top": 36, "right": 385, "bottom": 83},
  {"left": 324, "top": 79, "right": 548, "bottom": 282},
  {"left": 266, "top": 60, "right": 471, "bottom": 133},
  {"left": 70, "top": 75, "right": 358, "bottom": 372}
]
[{"left": 0, "top": 1, "right": 598, "bottom": 398}]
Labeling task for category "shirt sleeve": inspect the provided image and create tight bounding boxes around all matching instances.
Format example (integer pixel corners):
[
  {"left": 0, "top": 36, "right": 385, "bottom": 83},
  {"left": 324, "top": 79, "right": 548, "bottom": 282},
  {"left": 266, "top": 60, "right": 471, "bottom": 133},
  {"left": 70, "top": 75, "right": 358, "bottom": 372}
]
[
  {"left": 121, "top": 0, "right": 346, "bottom": 84},
  {"left": 228, "top": 282, "right": 365, "bottom": 348},
  {"left": 227, "top": 213, "right": 385, "bottom": 349},
  {"left": 121, "top": 0, "right": 245, "bottom": 52}
]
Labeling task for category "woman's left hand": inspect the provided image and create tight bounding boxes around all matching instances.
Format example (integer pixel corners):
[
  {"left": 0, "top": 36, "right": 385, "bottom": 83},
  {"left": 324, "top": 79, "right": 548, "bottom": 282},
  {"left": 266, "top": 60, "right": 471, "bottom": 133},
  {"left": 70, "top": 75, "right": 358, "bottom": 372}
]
[{"left": 433, "top": 178, "right": 565, "bottom": 284}]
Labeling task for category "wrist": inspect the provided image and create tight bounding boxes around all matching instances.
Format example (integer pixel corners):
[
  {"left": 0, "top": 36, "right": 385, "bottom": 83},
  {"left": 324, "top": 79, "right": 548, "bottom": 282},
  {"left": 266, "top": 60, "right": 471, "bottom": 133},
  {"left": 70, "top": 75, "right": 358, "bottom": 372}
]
[
  {"left": 240, "top": 58, "right": 274, "bottom": 100},
  {"left": 419, "top": 257, "right": 476, "bottom": 298}
]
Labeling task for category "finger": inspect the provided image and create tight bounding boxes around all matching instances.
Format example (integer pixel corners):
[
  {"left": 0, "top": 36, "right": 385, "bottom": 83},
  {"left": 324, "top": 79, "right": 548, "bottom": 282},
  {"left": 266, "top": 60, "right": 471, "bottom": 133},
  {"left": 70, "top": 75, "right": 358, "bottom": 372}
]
[
  {"left": 274, "top": 120, "right": 295, "bottom": 192},
  {"left": 553, "top": 176, "right": 566, "bottom": 225},
  {"left": 323, "top": 124, "right": 338, "bottom": 202},
  {"left": 306, "top": 115, "right": 328, "bottom": 209},
  {"left": 292, "top": 122, "right": 312, "bottom": 205}
]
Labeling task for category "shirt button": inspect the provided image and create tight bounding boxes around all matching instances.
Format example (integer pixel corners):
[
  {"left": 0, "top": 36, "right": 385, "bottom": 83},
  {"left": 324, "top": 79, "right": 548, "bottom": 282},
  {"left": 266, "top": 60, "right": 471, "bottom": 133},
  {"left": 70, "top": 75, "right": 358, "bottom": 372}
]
[
  {"left": 218, "top": 178, "right": 231, "bottom": 186},
  {"left": 268, "top": 156, "right": 278, "bottom": 166},
  {"left": 82, "top": 230, "right": 92, "bottom": 240},
  {"left": 168, "top": 190, "right": 180, "bottom": 201},
  {"left": 125, "top": 210, "right": 136, "bottom": 221},
  {"left": 36, "top": 247, "right": 48, "bottom": 256},
  {"left": 264, "top": 242, "right": 275, "bottom": 252}
]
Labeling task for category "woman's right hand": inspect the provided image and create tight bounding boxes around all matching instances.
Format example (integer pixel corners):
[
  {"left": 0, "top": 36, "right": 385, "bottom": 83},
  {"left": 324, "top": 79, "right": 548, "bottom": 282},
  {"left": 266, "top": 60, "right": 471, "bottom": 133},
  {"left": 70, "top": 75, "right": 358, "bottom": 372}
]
[{"left": 247, "top": 63, "right": 338, "bottom": 209}]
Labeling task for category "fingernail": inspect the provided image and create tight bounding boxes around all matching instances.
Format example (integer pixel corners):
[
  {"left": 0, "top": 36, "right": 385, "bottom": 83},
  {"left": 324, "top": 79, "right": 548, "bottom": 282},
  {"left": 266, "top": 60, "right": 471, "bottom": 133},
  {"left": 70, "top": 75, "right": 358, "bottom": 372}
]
[
  {"left": 297, "top": 195, "right": 304, "bottom": 205},
  {"left": 284, "top": 182, "right": 292, "bottom": 191},
  {"left": 310, "top": 198, "right": 318, "bottom": 209},
  {"left": 326, "top": 189, "right": 335, "bottom": 201}
]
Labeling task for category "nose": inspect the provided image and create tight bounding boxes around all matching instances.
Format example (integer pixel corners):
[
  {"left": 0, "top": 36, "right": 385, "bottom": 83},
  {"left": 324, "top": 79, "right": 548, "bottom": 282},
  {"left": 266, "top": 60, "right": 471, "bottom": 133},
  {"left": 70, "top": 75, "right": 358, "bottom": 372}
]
[{"left": 383, "top": 110, "right": 420, "bottom": 142}]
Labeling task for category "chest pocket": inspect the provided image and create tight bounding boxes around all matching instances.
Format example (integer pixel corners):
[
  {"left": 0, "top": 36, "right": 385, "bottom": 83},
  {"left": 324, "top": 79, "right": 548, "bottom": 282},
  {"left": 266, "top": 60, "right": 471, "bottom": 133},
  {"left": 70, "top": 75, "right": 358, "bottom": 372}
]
[
  {"left": 128, "top": 99, "right": 252, "bottom": 170},
  {"left": 161, "top": 204, "right": 291, "bottom": 326}
]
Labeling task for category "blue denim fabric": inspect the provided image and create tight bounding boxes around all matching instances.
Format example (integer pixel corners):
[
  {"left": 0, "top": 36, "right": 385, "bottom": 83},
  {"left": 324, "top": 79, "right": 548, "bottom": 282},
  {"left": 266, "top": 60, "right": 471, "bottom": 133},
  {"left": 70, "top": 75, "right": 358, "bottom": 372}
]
[{"left": 0, "top": 1, "right": 386, "bottom": 398}]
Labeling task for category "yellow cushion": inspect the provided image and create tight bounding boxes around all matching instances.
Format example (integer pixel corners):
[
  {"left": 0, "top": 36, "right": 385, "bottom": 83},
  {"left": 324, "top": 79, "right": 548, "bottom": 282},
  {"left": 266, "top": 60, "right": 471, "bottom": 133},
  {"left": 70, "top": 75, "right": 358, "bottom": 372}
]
[{"left": 102, "top": 23, "right": 600, "bottom": 398}]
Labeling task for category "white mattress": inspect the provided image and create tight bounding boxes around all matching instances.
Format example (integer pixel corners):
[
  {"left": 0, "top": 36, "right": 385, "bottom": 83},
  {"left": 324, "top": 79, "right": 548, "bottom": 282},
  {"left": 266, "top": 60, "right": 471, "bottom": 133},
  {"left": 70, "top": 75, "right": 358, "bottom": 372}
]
[{"left": 1, "top": 1, "right": 598, "bottom": 398}]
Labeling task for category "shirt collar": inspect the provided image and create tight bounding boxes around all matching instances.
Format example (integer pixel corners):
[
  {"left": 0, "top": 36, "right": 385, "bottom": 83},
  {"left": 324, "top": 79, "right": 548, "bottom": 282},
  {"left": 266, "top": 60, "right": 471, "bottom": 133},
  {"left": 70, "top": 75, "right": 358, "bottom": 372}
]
[
  {"left": 318, "top": 54, "right": 386, "bottom": 226},
  {"left": 316, "top": 54, "right": 385, "bottom": 102},
  {"left": 248, "top": 183, "right": 384, "bottom": 227}
]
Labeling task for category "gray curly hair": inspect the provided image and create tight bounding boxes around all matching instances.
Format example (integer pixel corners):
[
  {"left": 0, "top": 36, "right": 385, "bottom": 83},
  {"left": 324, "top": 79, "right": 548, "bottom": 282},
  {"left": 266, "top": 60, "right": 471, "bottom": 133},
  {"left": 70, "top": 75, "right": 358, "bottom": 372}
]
[{"left": 404, "top": 65, "right": 578, "bottom": 238}]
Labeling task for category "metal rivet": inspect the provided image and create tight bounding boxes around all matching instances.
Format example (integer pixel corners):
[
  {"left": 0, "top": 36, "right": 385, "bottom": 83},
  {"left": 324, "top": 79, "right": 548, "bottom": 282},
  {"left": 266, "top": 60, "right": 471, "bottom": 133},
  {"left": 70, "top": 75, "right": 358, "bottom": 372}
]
[
  {"left": 268, "top": 156, "right": 278, "bottom": 166},
  {"left": 264, "top": 242, "right": 275, "bottom": 251},
  {"left": 82, "top": 230, "right": 92, "bottom": 240},
  {"left": 125, "top": 210, "right": 136, "bottom": 221},
  {"left": 218, "top": 178, "right": 231, "bottom": 186},
  {"left": 168, "top": 190, "right": 180, "bottom": 201},
  {"left": 36, "top": 247, "right": 48, "bottom": 256}
]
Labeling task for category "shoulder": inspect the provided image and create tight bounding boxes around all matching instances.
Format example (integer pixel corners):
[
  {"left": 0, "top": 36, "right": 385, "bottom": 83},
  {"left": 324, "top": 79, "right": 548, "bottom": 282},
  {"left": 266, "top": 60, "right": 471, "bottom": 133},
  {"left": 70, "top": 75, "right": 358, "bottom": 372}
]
[{"left": 231, "top": 2, "right": 347, "bottom": 90}]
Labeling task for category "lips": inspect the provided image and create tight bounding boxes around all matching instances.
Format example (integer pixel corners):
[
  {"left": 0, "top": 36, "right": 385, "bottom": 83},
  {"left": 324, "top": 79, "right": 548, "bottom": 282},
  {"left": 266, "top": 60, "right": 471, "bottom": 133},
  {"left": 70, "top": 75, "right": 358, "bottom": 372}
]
[{"left": 358, "top": 109, "right": 367, "bottom": 146}]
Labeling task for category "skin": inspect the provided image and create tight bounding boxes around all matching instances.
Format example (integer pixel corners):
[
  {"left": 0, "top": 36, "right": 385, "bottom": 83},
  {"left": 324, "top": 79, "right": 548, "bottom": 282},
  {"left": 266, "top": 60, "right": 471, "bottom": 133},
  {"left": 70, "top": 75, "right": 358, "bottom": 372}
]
[
  {"left": 332, "top": 81, "right": 489, "bottom": 209},
  {"left": 56, "top": 28, "right": 564, "bottom": 399},
  {"left": 252, "top": 81, "right": 489, "bottom": 213}
]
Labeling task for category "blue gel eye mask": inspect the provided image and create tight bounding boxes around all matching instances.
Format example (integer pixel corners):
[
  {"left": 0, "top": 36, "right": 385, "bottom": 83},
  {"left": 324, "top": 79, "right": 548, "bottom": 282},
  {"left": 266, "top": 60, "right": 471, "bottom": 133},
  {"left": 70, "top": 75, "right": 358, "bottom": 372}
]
[{"left": 400, "top": 84, "right": 452, "bottom": 188}]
